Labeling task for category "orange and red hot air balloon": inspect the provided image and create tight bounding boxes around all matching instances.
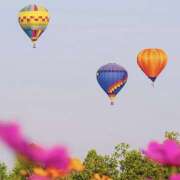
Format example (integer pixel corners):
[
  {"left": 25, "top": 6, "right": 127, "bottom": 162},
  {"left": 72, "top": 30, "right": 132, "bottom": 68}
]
[{"left": 137, "top": 48, "right": 168, "bottom": 86}]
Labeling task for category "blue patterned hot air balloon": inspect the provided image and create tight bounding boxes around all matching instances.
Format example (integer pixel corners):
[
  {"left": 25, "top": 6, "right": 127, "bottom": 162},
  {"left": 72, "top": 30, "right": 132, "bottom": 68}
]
[{"left": 96, "top": 63, "right": 128, "bottom": 105}]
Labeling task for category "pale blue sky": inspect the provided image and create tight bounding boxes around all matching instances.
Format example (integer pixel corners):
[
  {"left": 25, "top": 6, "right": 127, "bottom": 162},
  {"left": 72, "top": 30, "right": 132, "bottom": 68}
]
[{"left": 0, "top": 0, "right": 180, "bottom": 167}]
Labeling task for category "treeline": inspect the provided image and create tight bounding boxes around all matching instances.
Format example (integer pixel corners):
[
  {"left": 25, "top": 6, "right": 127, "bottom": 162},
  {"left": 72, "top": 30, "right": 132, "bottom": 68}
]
[{"left": 0, "top": 132, "right": 179, "bottom": 180}]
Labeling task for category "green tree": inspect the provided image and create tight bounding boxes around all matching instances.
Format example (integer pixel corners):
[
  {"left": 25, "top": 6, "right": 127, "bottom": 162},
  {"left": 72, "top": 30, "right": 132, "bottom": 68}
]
[
  {"left": 68, "top": 132, "right": 180, "bottom": 180},
  {"left": 165, "top": 131, "right": 180, "bottom": 141},
  {"left": 0, "top": 163, "right": 8, "bottom": 180}
]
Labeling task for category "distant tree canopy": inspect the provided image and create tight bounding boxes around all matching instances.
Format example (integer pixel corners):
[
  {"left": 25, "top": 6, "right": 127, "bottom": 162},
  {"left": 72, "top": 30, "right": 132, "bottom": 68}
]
[{"left": 0, "top": 131, "right": 179, "bottom": 180}]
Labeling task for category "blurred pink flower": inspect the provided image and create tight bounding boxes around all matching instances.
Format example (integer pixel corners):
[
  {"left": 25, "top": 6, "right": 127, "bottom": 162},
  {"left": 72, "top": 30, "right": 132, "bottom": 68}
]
[
  {"left": 144, "top": 140, "right": 180, "bottom": 166},
  {"left": 0, "top": 122, "right": 70, "bottom": 170},
  {"left": 169, "top": 174, "right": 180, "bottom": 180},
  {"left": 0, "top": 122, "right": 28, "bottom": 154},
  {"left": 28, "top": 144, "right": 70, "bottom": 170},
  {"left": 28, "top": 174, "right": 50, "bottom": 180}
]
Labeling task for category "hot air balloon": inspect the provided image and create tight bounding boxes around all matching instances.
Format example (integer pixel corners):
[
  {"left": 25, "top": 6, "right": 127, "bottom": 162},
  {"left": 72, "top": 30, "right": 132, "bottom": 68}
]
[
  {"left": 137, "top": 48, "right": 168, "bottom": 86},
  {"left": 18, "top": 4, "right": 50, "bottom": 48},
  {"left": 96, "top": 63, "right": 128, "bottom": 105}
]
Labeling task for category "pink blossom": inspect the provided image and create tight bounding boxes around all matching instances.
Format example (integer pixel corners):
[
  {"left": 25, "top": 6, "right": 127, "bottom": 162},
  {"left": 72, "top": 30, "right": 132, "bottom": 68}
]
[
  {"left": 28, "top": 174, "right": 50, "bottom": 180},
  {"left": 144, "top": 140, "right": 180, "bottom": 166},
  {"left": 0, "top": 122, "right": 28, "bottom": 154},
  {"left": 0, "top": 122, "right": 70, "bottom": 170},
  {"left": 169, "top": 174, "right": 180, "bottom": 180}
]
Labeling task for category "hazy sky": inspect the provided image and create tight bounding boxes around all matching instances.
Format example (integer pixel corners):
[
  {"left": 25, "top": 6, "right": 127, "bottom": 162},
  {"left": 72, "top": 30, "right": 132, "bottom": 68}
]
[{"left": 0, "top": 0, "right": 180, "bottom": 167}]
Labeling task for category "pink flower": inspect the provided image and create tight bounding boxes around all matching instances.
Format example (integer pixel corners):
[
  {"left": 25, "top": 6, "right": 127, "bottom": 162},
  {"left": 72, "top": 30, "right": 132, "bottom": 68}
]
[
  {"left": 0, "top": 122, "right": 70, "bottom": 170},
  {"left": 169, "top": 174, "right": 180, "bottom": 180},
  {"left": 28, "top": 144, "right": 70, "bottom": 169},
  {"left": 144, "top": 140, "right": 180, "bottom": 166},
  {"left": 0, "top": 122, "right": 28, "bottom": 154},
  {"left": 28, "top": 174, "right": 50, "bottom": 180}
]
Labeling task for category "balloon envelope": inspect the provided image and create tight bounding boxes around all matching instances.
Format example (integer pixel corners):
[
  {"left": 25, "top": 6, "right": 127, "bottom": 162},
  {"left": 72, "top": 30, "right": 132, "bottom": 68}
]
[
  {"left": 18, "top": 4, "right": 50, "bottom": 47},
  {"left": 96, "top": 63, "right": 128, "bottom": 105},
  {"left": 137, "top": 48, "right": 168, "bottom": 83}
]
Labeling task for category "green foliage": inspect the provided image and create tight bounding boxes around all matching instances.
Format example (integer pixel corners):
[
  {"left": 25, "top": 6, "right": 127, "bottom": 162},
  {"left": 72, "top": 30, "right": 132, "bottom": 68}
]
[
  {"left": 69, "top": 143, "right": 179, "bottom": 180},
  {"left": 68, "top": 132, "right": 180, "bottom": 180},
  {"left": 8, "top": 157, "right": 32, "bottom": 180},
  {"left": 0, "top": 163, "right": 8, "bottom": 180},
  {"left": 165, "top": 131, "right": 180, "bottom": 141},
  {"left": 119, "top": 149, "right": 169, "bottom": 180}
]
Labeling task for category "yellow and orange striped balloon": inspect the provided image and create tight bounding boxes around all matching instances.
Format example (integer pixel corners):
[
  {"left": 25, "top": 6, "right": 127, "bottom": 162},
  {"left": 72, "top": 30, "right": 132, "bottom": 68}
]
[{"left": 137, "top": 48, "right": 168, "bottom": 82}]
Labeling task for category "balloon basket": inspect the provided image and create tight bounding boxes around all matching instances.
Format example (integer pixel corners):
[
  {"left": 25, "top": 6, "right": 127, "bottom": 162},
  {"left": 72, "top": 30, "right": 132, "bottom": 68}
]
[
  {"left": 151, "top": 82, "right": 155, "bottom": 88},
  {"left": 110, "top": 101, "right": 114, "bottom": 106},
  {"left": 33, "top": 43, "right": 36, "bottom": 48},
  {"left": 109, "top": 96, "right": 115, "bottom": 106}
]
